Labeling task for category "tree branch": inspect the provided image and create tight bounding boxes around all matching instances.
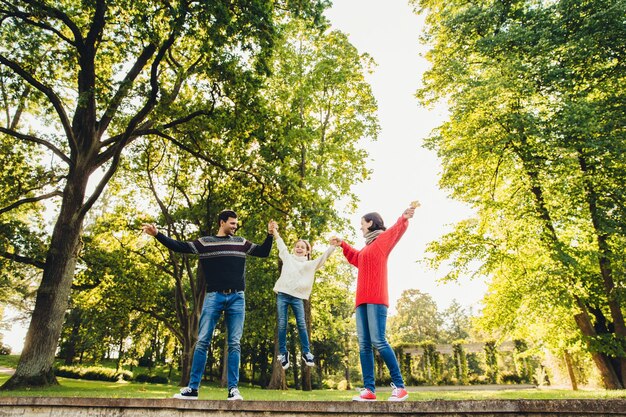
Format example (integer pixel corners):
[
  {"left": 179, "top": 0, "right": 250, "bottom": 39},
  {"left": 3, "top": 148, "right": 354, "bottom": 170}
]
[
  {"left": 97, "top": 43, "right": 158, "bottom": 137},
  {"left": 0, "top": 126, "right": 71, "bottom": 164},
  {"left": 18, "top": 0, "right": 84, "bottom": 44},
  {"left": 0, "top": 250, "right": 45, "bottom": 269},
  {"left": 0, "top": 6, "right": 76, "bottom": 45},
  {"left": 0, "top": 190, "right": 62, "bottom": 215},
  {"left": 0, "top": 53, "right": 76, "bottom": 157}
]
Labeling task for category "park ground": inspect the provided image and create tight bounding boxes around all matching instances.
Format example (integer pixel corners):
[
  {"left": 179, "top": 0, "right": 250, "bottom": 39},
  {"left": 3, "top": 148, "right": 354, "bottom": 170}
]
[{"left": 1, "top": 355, "right": 625, "bottom": 401}]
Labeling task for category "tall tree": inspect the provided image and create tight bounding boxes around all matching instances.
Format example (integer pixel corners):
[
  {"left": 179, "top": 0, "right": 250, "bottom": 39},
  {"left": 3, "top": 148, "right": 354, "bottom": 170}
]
[
  {"left": 415, "top": 0, "right": 626, "bottom": 388},
  {"left": 258, "top": 20, "right": 379, "bottom": 389},
  {"left": 388, "top": 289, "right": 441, "bottom": 344},
  {"left": 0, "top": 0, "right": 328, "bottom": 389}
]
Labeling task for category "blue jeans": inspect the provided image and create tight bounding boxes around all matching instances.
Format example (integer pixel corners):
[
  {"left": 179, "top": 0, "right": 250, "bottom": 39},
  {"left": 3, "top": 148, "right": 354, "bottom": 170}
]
[
  {"left": 355, "top": 303, "right": 404, "bottom": 392},
  {"left": 277, "top": 292, "right": 311, "bottom": 355},
  {"left": 188, "top": 291, "right": 245, "bottom": 390}
]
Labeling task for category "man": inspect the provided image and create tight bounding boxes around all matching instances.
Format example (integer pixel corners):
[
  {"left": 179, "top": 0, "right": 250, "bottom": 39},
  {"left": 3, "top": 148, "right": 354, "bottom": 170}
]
[{"left": 142, "top": 210, "right": 274, "bottom": 401}]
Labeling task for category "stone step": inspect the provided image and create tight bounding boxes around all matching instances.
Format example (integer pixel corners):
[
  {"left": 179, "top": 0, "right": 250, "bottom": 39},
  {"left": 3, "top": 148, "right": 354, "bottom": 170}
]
[{"left": 1, "top": 397, "right": 625, "bottom": 416}]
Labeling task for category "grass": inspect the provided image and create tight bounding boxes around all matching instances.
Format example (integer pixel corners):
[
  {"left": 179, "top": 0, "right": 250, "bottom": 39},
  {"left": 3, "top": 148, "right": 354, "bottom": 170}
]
[{"left": 1, "top": 356, "right": 625, "bottom": 401}]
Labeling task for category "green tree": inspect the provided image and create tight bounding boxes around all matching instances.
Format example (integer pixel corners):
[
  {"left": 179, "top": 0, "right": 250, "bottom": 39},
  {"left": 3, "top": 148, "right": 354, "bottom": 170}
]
[
  {"left": 415, "top": 0, "right": 626, "bottom": 388},
  {"left": 256, "top": 19, "right": 378, "bottom": 390},
  {"left": 0, "top": 0, "right": 328, "bottom": 389},
  {"left": 389, "top": 289, "right": 441, "bottom": 344},
  {"left": 441, "top": 299, "right": 471, "bottom": 342}
]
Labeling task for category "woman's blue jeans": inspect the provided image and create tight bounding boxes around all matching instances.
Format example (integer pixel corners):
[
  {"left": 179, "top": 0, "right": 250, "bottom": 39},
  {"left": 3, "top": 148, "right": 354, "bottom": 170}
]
[
  {"left": 355, "top": 303, "right": 404, "bottom": 392},
  {"left": 277, "top": 292, "right": 311, "bottom": 355},
  {"left": 188, "top": 291, "right": 245, "bottom": 390}
]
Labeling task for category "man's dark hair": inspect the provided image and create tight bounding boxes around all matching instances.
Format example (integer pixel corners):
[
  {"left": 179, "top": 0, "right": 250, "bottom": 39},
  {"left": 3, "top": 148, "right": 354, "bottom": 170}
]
[
  {"left": 362, "top": 212, "right": 386, "bottom": 232},
  {"left": 218, "top": 210, "right": 237, "bottom": 226}
]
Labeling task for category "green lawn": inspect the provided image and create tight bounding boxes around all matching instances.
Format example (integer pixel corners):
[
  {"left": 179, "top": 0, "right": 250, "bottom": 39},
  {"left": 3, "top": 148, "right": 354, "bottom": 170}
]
[{"left": 1, "top": 355, "right": 625, "bottom": 401}]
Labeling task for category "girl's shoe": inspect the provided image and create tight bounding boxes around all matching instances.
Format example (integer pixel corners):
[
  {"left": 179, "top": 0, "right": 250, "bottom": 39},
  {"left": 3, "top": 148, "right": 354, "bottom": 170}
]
[{"left": 302, "top": 352, "right": 315, "bottom": 367}]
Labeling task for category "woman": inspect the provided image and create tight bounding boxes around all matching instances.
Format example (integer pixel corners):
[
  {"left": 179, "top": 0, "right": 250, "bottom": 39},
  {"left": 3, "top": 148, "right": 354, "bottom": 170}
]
[{"left": 331, "top": 203, "right": 417, "bottom": 401}]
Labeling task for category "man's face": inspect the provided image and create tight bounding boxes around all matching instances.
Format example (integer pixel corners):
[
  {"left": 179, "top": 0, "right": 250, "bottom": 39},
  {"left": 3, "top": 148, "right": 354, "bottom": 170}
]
[{"left": 220, "top": 217, "right": 238, "bottom": 235}]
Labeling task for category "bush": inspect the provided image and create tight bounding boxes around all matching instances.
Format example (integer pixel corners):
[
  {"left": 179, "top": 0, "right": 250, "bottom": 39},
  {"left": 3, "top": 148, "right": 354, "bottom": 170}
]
[
  {"left": 321, "top": 378, "right": 336, "bottom": 389},
  {"left": 0, "top": 344, "right": 11, "bottom": 355},
  {"left": 135, "top": 373, "right": 169, "bottom": 384},
  {"left": 336, "top": 379, "right": 349, "bottom": 390},
  {"left": 55, "top": 365, "right": 133, "bottom": 382},
  {"left": 500, "top": 372, "right": 525, "bottom": 384}
]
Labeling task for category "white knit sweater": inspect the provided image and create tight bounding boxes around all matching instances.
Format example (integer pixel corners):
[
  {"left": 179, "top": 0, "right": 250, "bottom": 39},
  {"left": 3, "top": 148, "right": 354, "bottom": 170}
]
[{"left": 272, "top": 235, "right": 335, "bottom": 300}]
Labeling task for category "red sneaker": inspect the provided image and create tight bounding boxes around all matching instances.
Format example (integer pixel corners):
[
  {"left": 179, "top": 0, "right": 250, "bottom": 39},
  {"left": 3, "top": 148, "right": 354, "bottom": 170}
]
[
  {"left": 388, "top": 383, "right": 408, "bottom": 401},
  {"left": 352, "top": 387, "right": 376, "bottom": 401}
]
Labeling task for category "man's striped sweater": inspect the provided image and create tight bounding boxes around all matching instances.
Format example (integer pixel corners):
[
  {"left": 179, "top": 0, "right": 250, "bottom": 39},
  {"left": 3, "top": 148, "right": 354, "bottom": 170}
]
[{"left": 155, "top": 232, "right": 274, "bottom": 292}]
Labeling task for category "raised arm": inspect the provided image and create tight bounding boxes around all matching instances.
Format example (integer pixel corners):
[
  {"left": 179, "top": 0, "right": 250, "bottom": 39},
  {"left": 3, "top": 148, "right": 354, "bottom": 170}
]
[
  {"left": 142, "top": 223, "right": 196, "bottom": 254},
  {"left": 248, "top": 220, "right": 275, "bottom": 258}
]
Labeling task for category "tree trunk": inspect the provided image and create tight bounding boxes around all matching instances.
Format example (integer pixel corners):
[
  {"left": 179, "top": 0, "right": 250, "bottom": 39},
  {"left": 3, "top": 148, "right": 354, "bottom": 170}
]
[
  {"left": 267, "top": 322, "right": 287, "bottom": 389},
  {"left": 220, "top": 335, "right": 227, "bottom": 387},
  {"left": 563, "top": 350, "right": 578, "bottom": 391},
  {"left": 2, "top": 172, "right": 89, "bottom": 389},
  {"left": 578, "top": 152, "right": 626, "bottom": 386},
  {"left": 301, "top": 299, "right": 312, "bottom": 391},
  {"left": 290, "top": 331, "right": 298, "bottom": 389},
  {"left": 574, "top": 312, "right": 622, "bottom": 389}
]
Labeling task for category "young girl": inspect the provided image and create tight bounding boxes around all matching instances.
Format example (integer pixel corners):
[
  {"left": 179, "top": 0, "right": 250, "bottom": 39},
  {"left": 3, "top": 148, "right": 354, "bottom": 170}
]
[{"left": 270, "top": 222, "right": 336, "bottom": 370}]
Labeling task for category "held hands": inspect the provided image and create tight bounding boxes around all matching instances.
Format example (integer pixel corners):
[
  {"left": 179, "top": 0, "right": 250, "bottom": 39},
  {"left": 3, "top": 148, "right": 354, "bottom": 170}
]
[
  {"left": 141, "top": 223, "right": 158, "bottom": 236},
  {"left": 268, "top": 220, "right": 279, "bottom": 236},
  {"left": 329, "top": 236, "right": 342, "bottom": 247}
]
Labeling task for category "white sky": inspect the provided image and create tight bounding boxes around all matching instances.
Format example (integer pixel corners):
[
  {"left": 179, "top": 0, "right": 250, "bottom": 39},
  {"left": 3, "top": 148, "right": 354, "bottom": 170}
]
[
  {"left": 324, "top": 0, "right": 486, "bottom": 314},
  {"left": 1, "top": 0, "right": 487, "bottom": 354}
]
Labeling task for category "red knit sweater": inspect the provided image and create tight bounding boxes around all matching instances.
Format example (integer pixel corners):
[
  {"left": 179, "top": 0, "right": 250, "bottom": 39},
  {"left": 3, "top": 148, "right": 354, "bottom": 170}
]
[{"left": 340, "top": 216, "right": 409, "bottom": 307}]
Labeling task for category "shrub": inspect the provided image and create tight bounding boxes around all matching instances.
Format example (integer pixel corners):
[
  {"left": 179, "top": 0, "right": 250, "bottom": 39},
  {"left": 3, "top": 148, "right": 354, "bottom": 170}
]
[
  {"left": 55, "top": 365, "right": 133, "bottom": 382},
  {"left": 500, "top": 372, "right": 525, "bottom": 384},
  {"left": 336, "top": 379, "right": 349, "bottom": 390},
  {"left": 0, "top": 344, "right": 11, "bottom": 355},
  {"left": 322, "top": 378, "right": 336, "bottom": 389},
  {"left": 135, "top": 373, "right": 169, "bottom": 384}
]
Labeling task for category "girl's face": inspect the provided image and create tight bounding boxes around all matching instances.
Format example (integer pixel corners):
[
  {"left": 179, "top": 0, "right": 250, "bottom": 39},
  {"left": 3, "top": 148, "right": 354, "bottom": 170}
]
[
  {"left": 360, "top": 218, "right": 373, "bottom": 237},
  {"left": 293, "top": 241, "right": 310, "bottom": 257}
]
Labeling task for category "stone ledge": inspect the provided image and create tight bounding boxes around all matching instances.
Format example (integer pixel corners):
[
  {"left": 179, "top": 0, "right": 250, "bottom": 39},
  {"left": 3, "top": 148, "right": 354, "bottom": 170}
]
[{"left": 0, "top": 397, "right": 625, "bottom": 416}]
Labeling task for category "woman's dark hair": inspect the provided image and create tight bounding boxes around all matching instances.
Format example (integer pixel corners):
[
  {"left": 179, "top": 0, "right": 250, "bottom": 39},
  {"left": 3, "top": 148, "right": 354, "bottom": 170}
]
[
  {"left": 218, "top": 209, "right": 237, "bottom": 226},
  {"left": 362, "top": 212, "right": 386, "bottom": 232}
]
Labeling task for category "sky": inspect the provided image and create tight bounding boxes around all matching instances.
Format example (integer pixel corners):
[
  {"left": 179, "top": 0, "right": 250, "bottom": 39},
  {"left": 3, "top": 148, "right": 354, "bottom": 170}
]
[
  {"left": 324, "top": 0, "right": 486, "bottom": 314},
  {"left": 0, "top": 0, "right": 486, "bottom": 353}
]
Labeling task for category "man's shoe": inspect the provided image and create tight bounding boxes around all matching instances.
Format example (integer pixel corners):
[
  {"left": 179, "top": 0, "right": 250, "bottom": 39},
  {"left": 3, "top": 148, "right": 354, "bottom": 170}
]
[
  {"left": 278, "top": 352, "right": 290, "bottom": 370},
  {"left": 352, "top": 387, "right": 376, "bottom": 401},
  {"left": 173, "top": 387, "right": 198, "bottom": 400},
  {"left": 388, "top": 383, "right": 408, "bottom": 401},
  {"left": 227, "top": 387, "right": 243, "bottom": 401},
  {"left": 302, "top": 352, "right": 315, "bottom": 367}
]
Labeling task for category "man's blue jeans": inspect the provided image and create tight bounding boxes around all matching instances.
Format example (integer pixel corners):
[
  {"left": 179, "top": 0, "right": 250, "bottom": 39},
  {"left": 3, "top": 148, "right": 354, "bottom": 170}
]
[
  {"left": 277, "top": 292, "right": 311, "bottom": 355},
  {"left": 355, "top": 303, "right": 404, "bottom": 392},
  {"left": 188, "top": 291, "right": 245, "bottom": 390}
]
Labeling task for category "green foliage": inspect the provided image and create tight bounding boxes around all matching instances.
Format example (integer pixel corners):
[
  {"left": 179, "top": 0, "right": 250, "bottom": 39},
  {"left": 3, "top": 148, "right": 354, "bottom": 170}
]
[
  {"left": 414, "top": 0, "right": 626, "bottom": 387},
  {"left": 483, "top": 341, "right": 499, "bottom": 384},
  {"left": 55, "top": 366, "right": 129, "bottom": 383},
  {"left": 389, "top": 289, "right": 442, "bottom": 344},
  {"left": 452, "top": 341, "right": 469, "bottom": 385}
]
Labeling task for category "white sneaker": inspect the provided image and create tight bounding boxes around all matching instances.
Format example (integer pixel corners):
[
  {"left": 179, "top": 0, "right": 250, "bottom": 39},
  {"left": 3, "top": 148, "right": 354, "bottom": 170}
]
[
  {"left": 227, "top": 387, "right": 243, "bottom": 401},
  {"left": 173, "top": 386, "right": 198, "bottom": 400},
  {"left": 302, "top": 352, "right": 315, "bottom": 367}
]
